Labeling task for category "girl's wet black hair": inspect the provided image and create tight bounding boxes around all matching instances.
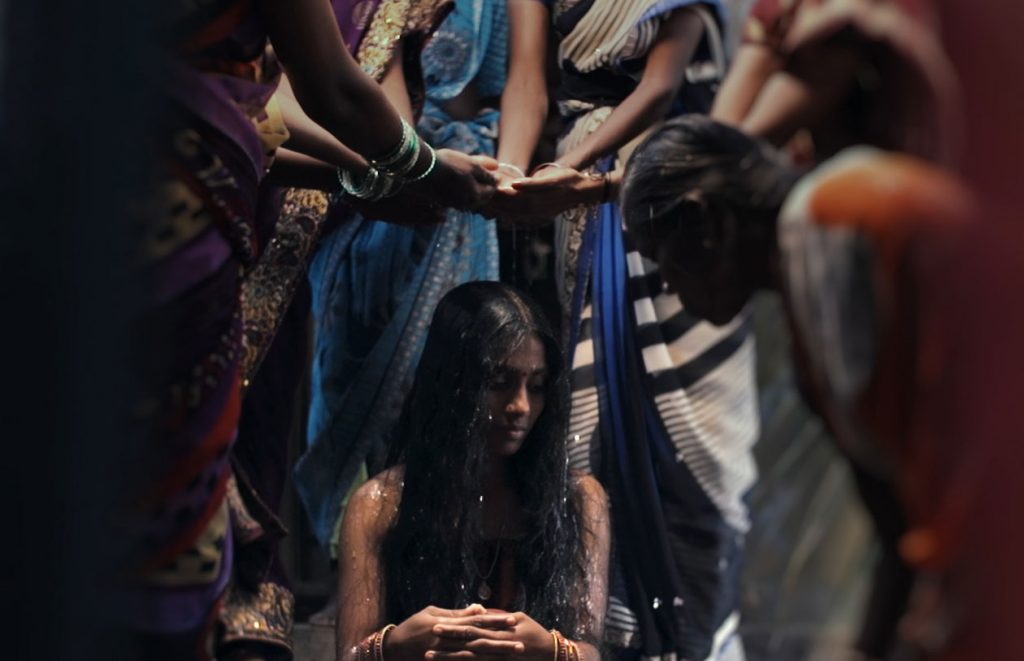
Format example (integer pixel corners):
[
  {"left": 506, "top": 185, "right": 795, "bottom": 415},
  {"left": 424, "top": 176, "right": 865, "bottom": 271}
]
[
  {"left": 621, "top": 115, "right": 800, "bottom": 238},
  {"left": 382, "top": 281, "right": 591, "bottom": 641}
]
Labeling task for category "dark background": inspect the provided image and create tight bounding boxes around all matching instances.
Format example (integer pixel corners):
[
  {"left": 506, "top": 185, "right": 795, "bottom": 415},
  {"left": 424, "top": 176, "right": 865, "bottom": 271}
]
[{"left": 0, "top": 1, "right": 161, "bottom": 658}]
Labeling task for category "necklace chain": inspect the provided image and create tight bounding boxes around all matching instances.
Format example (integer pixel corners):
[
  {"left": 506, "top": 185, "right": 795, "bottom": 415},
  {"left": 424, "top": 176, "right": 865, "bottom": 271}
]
[{"left": 470, "top": 520, "right": 506, "bottom": 601}]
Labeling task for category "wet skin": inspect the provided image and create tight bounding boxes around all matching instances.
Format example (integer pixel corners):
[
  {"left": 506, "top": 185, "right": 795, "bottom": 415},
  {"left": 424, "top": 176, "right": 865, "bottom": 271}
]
[{"left": 485, "top": 335, "right": 547, "bottom": 457}]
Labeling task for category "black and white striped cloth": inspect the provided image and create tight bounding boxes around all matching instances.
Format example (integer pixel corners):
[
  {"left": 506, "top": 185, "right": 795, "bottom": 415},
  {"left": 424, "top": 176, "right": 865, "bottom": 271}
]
[
  {"left": 567, "top": 248, "right": 759, "bottom": 661},
  {"left": 568, "top": 250, "right": 759, "bottom": 533}
]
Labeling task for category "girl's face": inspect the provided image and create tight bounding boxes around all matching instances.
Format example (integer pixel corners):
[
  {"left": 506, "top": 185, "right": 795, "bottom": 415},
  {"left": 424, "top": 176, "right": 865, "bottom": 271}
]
[{"left": 485, "top": 334, "right": 547, "bottom": 457}]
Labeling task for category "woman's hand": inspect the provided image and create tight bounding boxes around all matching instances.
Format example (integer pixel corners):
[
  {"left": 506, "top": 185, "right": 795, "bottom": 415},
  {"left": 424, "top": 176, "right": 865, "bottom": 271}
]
[
  {"left": 483, "top": 166, "right": 605, "bottom": 223},
  {"left": 431, "top": 611, "right": 552, "bottom": 660},
  {"left": 385, "top": 605, "right": 520, "bottom": 661},
  {"left": 407, "top": 150, "right": 498, "bottom": 212}
]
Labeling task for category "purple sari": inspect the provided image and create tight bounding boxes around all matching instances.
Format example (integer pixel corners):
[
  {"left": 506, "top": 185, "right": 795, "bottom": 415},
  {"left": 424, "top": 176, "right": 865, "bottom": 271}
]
[{"left": 126, "top": 0, "right": 283, "bottom": 656}]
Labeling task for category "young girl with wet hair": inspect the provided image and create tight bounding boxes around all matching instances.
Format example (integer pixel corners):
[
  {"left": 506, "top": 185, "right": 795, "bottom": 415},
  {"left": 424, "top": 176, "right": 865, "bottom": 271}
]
[{"left": 335, "top": 281, "right": 610, "bottom": 661}]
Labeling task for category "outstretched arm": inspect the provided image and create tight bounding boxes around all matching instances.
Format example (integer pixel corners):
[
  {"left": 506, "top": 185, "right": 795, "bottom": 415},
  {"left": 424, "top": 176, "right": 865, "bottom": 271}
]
[
  {"left": 710, "top": 43, "right": 784, "bottom": 126},
  {"left": 557, "top": 8, "right": 705, "bottom": 171},
  {"left": 268, "top": 40, "right": 416, "bottom": 186},
  {"left": 261, "top": 0, "right": 495, "bottom": 210},
  {"left": 740, "top": 42, "right": 863, "bottom": 147},
  {"left": 488, "top": 8, "right": 703, "bottom": 219},
  {"left": 274, "top": 75, "right": 366, "bottom": 172},
  {"left": 496, "top": 0, "right": 551, "bottom": 174},
  {"left": 262, "top": 0, "right": 405, "bottom": 160}
]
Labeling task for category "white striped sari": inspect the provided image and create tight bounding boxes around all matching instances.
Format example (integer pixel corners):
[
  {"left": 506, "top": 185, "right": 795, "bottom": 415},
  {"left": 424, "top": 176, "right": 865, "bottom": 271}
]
[{"left": 551, "top": 1, "right": 758, "bottom": 658}]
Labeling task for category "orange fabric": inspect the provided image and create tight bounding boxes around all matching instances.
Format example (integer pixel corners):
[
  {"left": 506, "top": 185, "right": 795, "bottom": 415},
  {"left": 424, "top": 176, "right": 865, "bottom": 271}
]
[
  {"left": 809, "top": 153, "right": 968, "bottom": 233},
  {"left": 806, "top": 153, "right": 971, "bottom": 573},
  {"left": 149, "top": 370, "right": 242, "bottom": 505},
  {"left": 142, "top": 469, "right": 232, "bottom": 573}
]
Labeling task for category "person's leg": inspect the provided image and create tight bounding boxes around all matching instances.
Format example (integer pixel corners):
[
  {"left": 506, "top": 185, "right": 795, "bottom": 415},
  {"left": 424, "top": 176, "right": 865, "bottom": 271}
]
[{"left": 849, "top": 465, "right": 915, "bottom": 658}]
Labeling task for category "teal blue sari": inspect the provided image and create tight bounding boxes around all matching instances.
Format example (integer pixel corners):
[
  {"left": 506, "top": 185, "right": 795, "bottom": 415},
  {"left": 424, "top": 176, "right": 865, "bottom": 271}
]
[{"left": 295, "top": 0, "right": 511, "bottom": 550}]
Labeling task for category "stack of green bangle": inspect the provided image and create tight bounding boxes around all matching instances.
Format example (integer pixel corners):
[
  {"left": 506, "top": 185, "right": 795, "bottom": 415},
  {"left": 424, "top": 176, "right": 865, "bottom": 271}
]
[{"left": 338, "top": 118, "right": 438, "bottom": 201}]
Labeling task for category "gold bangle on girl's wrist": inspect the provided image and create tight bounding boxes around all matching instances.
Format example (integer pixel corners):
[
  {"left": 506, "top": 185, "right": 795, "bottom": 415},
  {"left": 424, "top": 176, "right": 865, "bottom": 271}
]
[
  {"left": 549, "top": 630, "right": 581, "bottom": 661},
  {"left": 377, "top": 624, "right": 397, "bottom": 661},
  {"left": 356, "top": 624, "right": 397, "bottom": 661}
]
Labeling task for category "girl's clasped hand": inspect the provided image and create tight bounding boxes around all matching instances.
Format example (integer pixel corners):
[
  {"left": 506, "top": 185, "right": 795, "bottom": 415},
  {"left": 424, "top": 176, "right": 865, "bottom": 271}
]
[{"left": 385, "top": 604, "right": 555, "bottom": 660}]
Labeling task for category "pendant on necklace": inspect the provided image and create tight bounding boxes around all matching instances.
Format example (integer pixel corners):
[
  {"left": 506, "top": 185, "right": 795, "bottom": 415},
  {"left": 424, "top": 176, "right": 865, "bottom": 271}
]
[{"left": 477, "top": 581, "right": 493, "bottom": 601}]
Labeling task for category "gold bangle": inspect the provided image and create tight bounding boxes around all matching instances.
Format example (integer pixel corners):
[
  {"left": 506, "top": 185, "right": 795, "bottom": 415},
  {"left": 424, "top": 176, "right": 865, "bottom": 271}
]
[
  {"left": 550, "top": 630, "right": 559, "bottom": 661},
  {"left": 376, "top": 624, "right": 397, "bottom": 661}
]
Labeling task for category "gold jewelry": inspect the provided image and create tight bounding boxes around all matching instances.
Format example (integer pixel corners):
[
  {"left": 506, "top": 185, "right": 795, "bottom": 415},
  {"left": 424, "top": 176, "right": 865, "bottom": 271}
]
[
  {"left": 549, "top": 630, "right": 559, "bottom": 661},
  {"left": 377, "top": 624, "right": 397, "bottom": 661}
]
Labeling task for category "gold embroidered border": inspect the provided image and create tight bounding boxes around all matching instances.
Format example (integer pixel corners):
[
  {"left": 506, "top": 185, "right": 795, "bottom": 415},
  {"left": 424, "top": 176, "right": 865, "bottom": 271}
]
[
  {"left": 219, "top": 580, "right": 296, "bottom": 651},
  {"left": 239, "top": 187, "right": 330, "bottom": 382},
  {"left": 356, "top": 0, "right": 411, "bottom": 81}
]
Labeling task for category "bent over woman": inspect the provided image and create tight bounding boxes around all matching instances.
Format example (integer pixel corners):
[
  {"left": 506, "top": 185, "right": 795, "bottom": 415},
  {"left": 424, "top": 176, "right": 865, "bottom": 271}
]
[
  {"left": 335, "top": 282, "right": 610, "bottom": 661},
  {"left": 534, "top": 1, "right": 758, "bottom": 658}
]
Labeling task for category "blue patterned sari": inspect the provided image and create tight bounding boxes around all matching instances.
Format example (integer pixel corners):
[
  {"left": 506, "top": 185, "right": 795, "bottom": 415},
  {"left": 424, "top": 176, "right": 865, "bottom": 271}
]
[{"left": 295, "top": 0, "right": 511, "bottom": 551}]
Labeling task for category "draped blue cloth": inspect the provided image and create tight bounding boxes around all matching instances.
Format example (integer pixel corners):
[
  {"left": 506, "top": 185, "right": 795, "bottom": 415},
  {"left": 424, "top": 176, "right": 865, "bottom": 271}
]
[
  {"left": 555, "top": 4, "right": 754, "bottom": 654},
  {"left": 294, "top": 1, "right": 507, "bottom": 550},
  {"left": 587, "top": 196, "right": 744, "bottom": 659}
]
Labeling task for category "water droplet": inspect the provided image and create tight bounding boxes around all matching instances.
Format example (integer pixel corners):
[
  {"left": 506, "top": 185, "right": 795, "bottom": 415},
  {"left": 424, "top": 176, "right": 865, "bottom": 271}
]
[
  {"left": 673, "top": 596, "right": 684, "bottom": 607},
  {"left": 718, "top": 558, "right": 728, "bottom": 571},
  {"left": 652, "top": 597, "right": 662, "bottom": 609}
]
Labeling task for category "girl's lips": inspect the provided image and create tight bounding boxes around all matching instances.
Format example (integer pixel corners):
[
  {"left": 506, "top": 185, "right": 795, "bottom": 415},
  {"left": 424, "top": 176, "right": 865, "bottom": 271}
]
[{"left": 494, "top": 426, "right": 528, "bottom": 436}]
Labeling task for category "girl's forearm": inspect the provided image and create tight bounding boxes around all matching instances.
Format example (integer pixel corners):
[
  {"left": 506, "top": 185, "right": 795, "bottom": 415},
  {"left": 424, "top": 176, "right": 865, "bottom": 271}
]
[
  {"left": 497, "top": 79, "right": 548, "bottom": 172},
  {"left": 559, "top": 8, "right": 704, "bottom": 170},
  {"left": 558, "top": 83, "right": 674, "bottom": 170}
]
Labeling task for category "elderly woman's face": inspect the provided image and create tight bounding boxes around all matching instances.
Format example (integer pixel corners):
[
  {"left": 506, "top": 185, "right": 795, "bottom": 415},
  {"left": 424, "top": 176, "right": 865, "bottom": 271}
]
[
  {"left": 630, "top": 205, "right": 750, "bottom": 326},
  {"left": 485, "top": 334, "right": 547, "bottom": 457}
]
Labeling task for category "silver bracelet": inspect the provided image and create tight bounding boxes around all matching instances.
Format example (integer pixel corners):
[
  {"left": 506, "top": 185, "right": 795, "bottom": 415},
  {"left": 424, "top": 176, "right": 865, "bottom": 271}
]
[
  {"left": 372, "top": 119, "right": 421, "bottom": 178},
  {"left": 404, "top": 143, "right": 438, "bottom": 183},
  {"left": 338, "top": 165, "right": 399, "bottom": 202},
  {"left": 374, "top": 119, "right": 415, "bottom": 167},
  {"left": 499, "top": 162, "right": 526, "bottom": 177}
]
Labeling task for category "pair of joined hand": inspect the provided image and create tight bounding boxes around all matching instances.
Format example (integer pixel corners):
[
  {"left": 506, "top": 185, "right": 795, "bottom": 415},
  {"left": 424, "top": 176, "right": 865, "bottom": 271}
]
[
  {"left": 352, "top": 156, "right": 604, "bottom": 227},
  {"left": 385, "top": 604, "right": 552, "bottom": 661},
  {"left": 478, "top": 163, "right": 604, "bottom": 224}
]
